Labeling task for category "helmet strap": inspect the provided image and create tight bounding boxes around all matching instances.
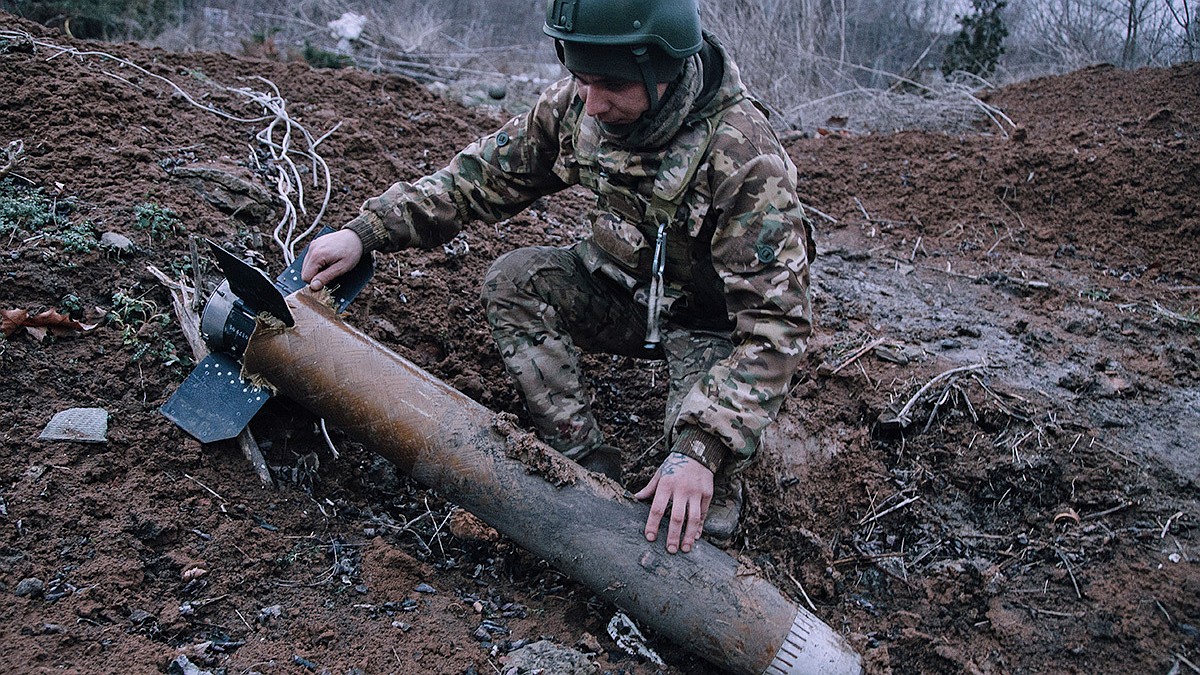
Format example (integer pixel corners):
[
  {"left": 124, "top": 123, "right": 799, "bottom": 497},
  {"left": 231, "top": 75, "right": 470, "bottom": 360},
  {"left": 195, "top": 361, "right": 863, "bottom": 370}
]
[{"left": 631, "top": 45, "right": 660, "bottom": 112}]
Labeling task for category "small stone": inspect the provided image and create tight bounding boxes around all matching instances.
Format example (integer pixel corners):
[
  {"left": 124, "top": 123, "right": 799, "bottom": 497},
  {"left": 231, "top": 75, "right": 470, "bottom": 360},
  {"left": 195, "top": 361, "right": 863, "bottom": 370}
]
[
  {"left": 181, "top": 567, "right": 207, "bottom": 582},
  {"left": 39, "top": 408, "right": 109, "bottom": 444},
  {"left": 14, "top": 577, "right": 44, "bottom": 598},
  {"left": 575, "top": 632, "right": 602, "bottom": 654},
  {"left": 487, "top": 83, "right": 508, "bottom": 100},
  {"left": 129, "top": 608, "right": 154, "bottom": 624},
  {"left": 414, "top": 582, "right": 437, "bottom": 594},
  {"left": 99, "top": 231, "right": 136, "bottom": 252},
  {"left": 257, "top": 605, "right": 282, "bottom": 623},
  {"left": 504, "top": 640, "right": 598, "bottom": 674},
  {"left": 873, "top": 345, "right": 909, "bottom": 365},
  {"left": 167, "top": 655, "right": 212, "bottom": 675}
]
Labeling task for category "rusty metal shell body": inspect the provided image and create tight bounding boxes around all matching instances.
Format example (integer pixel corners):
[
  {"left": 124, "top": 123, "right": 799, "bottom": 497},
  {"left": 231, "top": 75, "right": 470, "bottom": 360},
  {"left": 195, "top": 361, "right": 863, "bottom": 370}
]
[{"left": 243, "top": 291, "right": 862, "bottom": 675}]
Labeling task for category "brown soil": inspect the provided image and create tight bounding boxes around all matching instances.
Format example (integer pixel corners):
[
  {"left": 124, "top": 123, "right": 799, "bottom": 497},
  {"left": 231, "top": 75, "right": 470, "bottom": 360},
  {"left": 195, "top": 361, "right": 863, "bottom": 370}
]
[{"left": 1, "top": 14, "right": 1198, "bottom": 675}]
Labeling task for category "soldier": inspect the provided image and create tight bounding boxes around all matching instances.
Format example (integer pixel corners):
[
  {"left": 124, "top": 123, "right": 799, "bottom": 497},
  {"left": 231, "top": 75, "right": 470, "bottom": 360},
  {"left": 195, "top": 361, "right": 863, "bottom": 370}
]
[{"left": 302, "top": 0, "right": 815, "bottom": 556}]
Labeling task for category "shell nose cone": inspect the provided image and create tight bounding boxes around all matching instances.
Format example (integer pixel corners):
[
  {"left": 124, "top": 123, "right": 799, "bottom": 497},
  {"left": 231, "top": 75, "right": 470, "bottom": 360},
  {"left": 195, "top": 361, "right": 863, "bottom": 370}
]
[{"left": 763, "top": 610, "right": 863, "bottom": 675}]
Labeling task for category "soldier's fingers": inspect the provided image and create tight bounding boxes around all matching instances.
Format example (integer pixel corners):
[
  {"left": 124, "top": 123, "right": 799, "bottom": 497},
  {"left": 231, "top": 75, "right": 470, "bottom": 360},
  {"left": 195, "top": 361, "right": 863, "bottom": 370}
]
[
  {"left": 666, "top": 495, "right": 687, "bottom": 554},
  {"left": 643, "top": 487, "right": 670, "bottom": 543},
  {"left": 632, "top": 473, "right": 660, "bottom": 501},
  {"left": 310, "top": 259, "right": 352, "bottom": 291},
  {"left": 300, "top": 246, "right": 331, "bottom": 283},
  {"left": 681, "top": 495, "right": 704, "bottom": 553}
]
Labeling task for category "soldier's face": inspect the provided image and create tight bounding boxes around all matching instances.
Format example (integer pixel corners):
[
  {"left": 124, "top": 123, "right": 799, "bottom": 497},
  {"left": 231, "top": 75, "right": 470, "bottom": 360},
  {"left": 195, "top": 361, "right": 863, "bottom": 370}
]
[{"left": 574, "top": 74, "right": 668, "bottom": 125}]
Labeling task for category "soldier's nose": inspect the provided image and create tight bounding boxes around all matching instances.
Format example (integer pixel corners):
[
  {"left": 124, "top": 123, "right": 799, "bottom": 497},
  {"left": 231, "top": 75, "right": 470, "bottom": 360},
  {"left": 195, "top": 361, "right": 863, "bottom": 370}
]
[{"left": 584, "top": 90, "right": 610, "bottom": 117}]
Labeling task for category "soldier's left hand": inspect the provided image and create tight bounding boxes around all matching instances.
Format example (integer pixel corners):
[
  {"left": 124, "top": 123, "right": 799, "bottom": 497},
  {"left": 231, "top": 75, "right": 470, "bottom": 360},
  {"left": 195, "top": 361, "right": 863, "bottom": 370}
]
[{"left": 633, "top": 452, "right": 713, "bottom": 554}]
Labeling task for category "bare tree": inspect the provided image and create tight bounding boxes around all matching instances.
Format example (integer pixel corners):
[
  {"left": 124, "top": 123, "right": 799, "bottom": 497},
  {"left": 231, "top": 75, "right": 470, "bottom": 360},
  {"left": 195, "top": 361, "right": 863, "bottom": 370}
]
[{"left": 1165, "top": 0, "right": 1197, "bottom": 59}]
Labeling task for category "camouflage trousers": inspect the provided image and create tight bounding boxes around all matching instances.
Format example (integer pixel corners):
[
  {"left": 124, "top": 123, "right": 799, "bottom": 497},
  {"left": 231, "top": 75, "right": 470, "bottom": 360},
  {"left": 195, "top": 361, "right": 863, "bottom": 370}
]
[{"left": 481, "top": 245, "right": 733, "bottom": 460}]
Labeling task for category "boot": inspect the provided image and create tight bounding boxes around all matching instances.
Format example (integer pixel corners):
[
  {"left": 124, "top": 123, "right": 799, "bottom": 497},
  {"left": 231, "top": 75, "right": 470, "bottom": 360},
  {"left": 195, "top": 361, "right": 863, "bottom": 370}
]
[
  {"left": 703, "top": 473, "right": 743, "bottom": 546},
  {"left": 577, "top": 444, "right": 622, "bottom": 482}
]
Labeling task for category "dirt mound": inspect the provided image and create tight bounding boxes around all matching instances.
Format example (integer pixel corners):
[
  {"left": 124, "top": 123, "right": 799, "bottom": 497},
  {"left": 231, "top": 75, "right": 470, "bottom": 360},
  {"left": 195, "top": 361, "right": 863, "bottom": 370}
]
[{"left": 1, "top": 13, "right": 1197, "bottom": 675}]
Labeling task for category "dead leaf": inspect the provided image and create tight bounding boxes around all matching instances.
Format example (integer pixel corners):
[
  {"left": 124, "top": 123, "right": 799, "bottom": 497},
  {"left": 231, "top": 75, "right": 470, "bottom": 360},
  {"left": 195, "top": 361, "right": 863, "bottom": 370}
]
[
  {"left": 817, "top": 127, "right": 854, "bottom": 138},
  {"left": 0, "top": 309, "right": 28, "bottom": 337},
  {"left": 2, "top": 308, "right": 97, "bottom": 340}
]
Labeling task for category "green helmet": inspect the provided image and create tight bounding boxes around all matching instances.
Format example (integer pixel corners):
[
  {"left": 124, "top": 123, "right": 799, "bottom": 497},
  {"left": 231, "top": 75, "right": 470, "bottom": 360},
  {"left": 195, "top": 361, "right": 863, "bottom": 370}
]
[
  {"left": 544, "top": 0, "right": 703, "bottom": 111},
  {"left": 543, "top": 0, "right": 703, "bottom": 59}
]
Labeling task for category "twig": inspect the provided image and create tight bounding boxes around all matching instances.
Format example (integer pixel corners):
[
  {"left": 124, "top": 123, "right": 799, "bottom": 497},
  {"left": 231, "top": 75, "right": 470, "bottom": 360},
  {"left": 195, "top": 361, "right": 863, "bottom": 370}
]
[
  {"left": 237, "top": 428, "right": 275, "bottom": 489},
  {"left": 832, "top": 551, "right": 908, "bottom": 565},
  {"left": 1150, "top": 301, "right": 1200, "bottom": 325},
  {"left": 319, "top": 419, "right": 340, "bottom": 460},
  {"left": 824, "top": 337, "right": 887, "bottom": 376},
  {"left": 1016, "top": 603, "right": 1085, "bottom": 619},
  {"left": 1175, "top": 653, "right": 1200, "bottom": 674},
  {"left": 184, "top": 473, "right": 226, "bottom": 502},
  {"left": 1055, "top": 549, "right": 1083, "bottom": 599},
  {"left": 786, "top": 572, "right": 818, "bottom": 613},
  {"left": 188, "top": 236, "right": 204, "bottom": 312},
  {"left": 100, "top": 69, "right": 145, "bottom": 92},
  {"left": 986, "top": 229, "right": 1013, "bottom": 256},
  {"left": 1156, "top": 597, "right": 1176, "bottom": 625},
  {"left": 802, "top": 203, "right": 838, "bottom": 224},
  {"left": 146, "top": 265, "right": 204, "bottom": 359},
  {"left": 235, "top": 609, "right": 253, "bottom": 631},
  {"left": 850, "top": 543, "right": 917, "bottom": 589},
  {"left": 1082, "top": 501, "right": 1132, "bottom": 520},
  {"left": 970, "top": 374, "right": 1029, "bottom": 422},
  {"left": 0, "top": 139, "right": 24, "bottom": 180},
  {"left": 889, "top": 363, "right": 987, "bottom": 428},
  {"left": 1160, "top": 511, "right": 1185, "bottom": 539},
  {"left": 428, "top": 503, "right": 456, "bottom": 557},
  {"left": 1089, "top": 437, "right": 1146, "bottom": 469},
  {"left": 853, "top": 197, "right": 871, "bottom": 221},
  {"left": 858, "top": 494, "right": 921, "bottom": 526}
]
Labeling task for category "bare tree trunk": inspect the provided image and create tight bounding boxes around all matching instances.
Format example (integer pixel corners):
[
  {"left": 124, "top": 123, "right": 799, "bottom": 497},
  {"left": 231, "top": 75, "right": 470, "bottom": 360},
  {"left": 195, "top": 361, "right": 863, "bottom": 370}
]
[
  {"left": 1166, "top": 0, "right": 1197, "bottom": 60},
  {"left": 1123, "top": 0, "right": 1141, "bottom": 65}
]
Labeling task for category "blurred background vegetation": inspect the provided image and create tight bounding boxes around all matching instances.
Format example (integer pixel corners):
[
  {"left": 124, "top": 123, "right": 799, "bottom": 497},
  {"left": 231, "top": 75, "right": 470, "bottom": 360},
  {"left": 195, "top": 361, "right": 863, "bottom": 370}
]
[{"left": 1, "top": 0, "right": 1196, "bottom": 132}]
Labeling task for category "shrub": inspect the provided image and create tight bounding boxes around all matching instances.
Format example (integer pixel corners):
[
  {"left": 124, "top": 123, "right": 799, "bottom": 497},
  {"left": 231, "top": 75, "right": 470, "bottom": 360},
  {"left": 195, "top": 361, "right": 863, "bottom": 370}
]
[{"left": 943, "top": 0, "right": 1009, "bottom": 80}]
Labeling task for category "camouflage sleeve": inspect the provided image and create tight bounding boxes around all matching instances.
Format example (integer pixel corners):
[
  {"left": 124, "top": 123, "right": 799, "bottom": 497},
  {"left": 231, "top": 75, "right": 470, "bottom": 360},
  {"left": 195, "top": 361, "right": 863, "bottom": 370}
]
[
  {"left": 347, "top": 79, "right": 576, "bottom": 252},
  {"left": 674, "top": 107, "right": 815, "bottom": 462}
]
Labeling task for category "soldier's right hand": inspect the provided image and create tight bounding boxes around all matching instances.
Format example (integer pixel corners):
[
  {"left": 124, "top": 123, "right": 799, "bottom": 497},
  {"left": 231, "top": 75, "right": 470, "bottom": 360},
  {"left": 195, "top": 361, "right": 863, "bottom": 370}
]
[{"left": 301, "top": 229, "right": 364, "bottom": 291}]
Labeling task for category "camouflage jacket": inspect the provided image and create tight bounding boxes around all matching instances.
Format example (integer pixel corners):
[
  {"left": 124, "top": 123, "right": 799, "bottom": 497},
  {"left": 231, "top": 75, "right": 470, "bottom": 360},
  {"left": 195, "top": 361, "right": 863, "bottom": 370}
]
[{"left": 348, "top": 36, "right": 814, "bottom": 464}]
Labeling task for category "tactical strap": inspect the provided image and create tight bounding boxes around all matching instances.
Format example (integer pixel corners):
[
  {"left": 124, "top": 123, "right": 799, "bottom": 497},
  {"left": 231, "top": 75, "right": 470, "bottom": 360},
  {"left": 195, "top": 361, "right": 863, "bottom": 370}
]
[{"left": 642, "top": 107, "right": 730, "bottom": 346}]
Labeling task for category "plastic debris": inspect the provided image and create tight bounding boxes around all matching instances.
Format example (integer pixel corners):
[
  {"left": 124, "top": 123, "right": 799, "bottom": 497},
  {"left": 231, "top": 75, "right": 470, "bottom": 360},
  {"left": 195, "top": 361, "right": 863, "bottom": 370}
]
[{"left": 606, "top": 612, "right": 664, "bottom": 666}]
